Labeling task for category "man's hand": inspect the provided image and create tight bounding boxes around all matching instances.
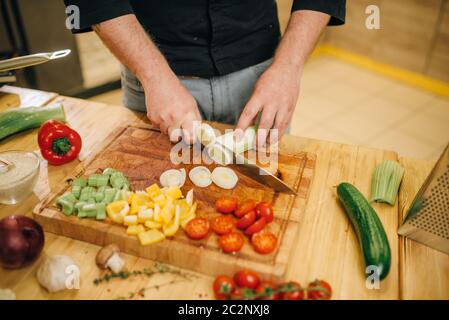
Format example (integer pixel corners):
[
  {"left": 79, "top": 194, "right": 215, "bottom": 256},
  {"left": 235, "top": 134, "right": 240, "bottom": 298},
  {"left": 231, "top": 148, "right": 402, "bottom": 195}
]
[
  {"left": 144, "top": 75, "right": 201, "bottom": 144},
  {"left": 236, "top": 62, "right": 300, "bottom": 145},
  {"left": 92, "top": 15, "right": 201, "bottom": 144},
  {"left": 236, "top": 10, "right": 330, "bottom": 145}
]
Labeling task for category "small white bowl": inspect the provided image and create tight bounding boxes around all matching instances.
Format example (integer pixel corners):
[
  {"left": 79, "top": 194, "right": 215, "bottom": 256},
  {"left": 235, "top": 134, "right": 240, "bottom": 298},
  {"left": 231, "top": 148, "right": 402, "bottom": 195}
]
[{"left": 0, "top": 150, "right": 40, "bottom": 205}]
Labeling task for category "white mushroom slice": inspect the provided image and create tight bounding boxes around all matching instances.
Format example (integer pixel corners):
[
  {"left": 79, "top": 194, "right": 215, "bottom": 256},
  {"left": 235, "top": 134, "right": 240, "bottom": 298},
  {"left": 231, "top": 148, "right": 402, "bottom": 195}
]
[
  {"left": 206, "top": 143, "right": 233, "bottom": 166},
  {"left": 211, "top": 167, "right": 238, "bottom": 190},
  {"left": 196, "top": 123, "right": 216, "bottom": 146},
  {"left": 160, "top": 169, "right": 185, "bottom": 187},
  {"left": 186, "top": 189, "right": 194, "bottom": 206},
  {"left": 189, "top": 166, "right": 212, "bottom": 188}
]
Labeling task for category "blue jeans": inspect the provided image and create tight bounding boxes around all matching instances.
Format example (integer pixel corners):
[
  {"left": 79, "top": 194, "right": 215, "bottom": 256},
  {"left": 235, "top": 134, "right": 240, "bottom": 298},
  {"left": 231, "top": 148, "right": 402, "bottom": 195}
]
[{"left": 121, "top": 59, "right": 273, "bottom": 125}]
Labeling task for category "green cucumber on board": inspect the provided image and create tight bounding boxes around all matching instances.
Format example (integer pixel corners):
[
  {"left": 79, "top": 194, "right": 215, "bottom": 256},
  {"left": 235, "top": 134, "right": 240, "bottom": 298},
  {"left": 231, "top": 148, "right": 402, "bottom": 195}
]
[{"left": 337, "top": 182, "right": 391, "bottom": 280}]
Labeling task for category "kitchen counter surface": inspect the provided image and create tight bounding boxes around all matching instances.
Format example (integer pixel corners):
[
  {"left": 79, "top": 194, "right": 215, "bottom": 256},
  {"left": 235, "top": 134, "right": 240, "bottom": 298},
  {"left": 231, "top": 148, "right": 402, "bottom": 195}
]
[{"left": 0, "top": 86, "right": 447, "bottom": 300}]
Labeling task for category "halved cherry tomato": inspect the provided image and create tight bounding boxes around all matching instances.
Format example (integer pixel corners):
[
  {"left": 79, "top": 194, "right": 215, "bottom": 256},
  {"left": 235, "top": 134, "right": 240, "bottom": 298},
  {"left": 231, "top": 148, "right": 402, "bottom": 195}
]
[
  {"left": 307, "top": 280, "right": 332, "bottom": 300},
  {"left": 184, "top": 217, "right": 210, "bottom": 240},
  {"left": 219, "top": 232, "right": 244, "bottom": 253},
  {"left": 255, "top": 202, "right": 274, "bottom": 223},
  {"left": 234, "top": 270, "right": 261, "bottom": 289},
  {"left": 235, "top": 210, "right": 256, "bottom": 230},
  {"left": 234, "top": 199, "right": 256, "bottom": 218},
  {"left": 279, "top": 281, "right": 304, "bottom": 300},
  {"left": 255, "top": 281, "right": 280, "bottom": 300},
  {"left": 251, "top": 230, "right": 277, "bottom": 254},
  {"left": 210, "top": 215, "right": 235, "bottom": 235},
  {"left": 244, "top": 217, "right": 266, "bottom": 235},
  {"left": 215, "top": 197, "right": 238, "bottom": 214},
  {"left": 213, "top": 275, "right": 235, "bottom": 300}
]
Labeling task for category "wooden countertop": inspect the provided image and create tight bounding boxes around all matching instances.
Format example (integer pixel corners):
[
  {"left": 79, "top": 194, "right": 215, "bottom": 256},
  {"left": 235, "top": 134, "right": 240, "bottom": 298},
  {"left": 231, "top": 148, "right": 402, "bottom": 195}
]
[{"left": 0, "top": 86, "right": 447, "bottom": 300}]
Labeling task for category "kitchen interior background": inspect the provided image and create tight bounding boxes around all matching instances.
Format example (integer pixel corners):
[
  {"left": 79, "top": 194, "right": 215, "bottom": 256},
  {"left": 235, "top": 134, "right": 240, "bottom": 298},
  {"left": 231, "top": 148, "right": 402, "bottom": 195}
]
[{"left": 1, "top": 0, "right": 448, "bottom": 161}]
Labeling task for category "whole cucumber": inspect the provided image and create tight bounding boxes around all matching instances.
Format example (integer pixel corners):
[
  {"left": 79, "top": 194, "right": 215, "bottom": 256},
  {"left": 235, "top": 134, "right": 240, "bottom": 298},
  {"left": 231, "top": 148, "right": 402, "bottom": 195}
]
[{"left": 337, "top": 182, "right": 391, "bottom": 280}]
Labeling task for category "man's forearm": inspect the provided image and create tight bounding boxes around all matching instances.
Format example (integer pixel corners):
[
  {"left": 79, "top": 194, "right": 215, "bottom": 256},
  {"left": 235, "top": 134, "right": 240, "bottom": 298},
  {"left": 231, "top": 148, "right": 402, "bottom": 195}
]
[
  {"left": 92, "top": 14, "right": 175, "bottom": 87},
  {"left": 272, "top": 10, "right": 330, "bottom": 73}
]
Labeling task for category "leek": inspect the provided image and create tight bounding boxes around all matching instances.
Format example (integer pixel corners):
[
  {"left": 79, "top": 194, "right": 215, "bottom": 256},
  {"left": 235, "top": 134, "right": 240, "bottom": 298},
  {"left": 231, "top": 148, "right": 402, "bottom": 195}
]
[{"left": 370, "top": 160, "right": 405, "bottom": 205}]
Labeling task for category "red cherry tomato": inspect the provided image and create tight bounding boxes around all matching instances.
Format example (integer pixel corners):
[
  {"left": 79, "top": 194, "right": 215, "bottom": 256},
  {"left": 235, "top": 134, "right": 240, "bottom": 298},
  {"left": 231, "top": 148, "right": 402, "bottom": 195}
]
[
  {"left": 244, "top": 218, "right": 266, "bottom": 235},
  {"left": 251, "top": 230, "right": 277, "bottom": 254},
  {"left": 234, "top": 270, "right": 261, "bottom": 289},
  {"left": 279, "top": 281, "right": 304, "bottom": 300},
  {"left": 255, "top": 202, "right": 274, "bottom": 223},
  {"left": 213, "top": 275, "right": 235, "bottom": 300},
  {"left": 184, "top": 217, "right": 210, "bottom": 240},
  {"left": 235, "top": 210, "right": 256, "bottom": 230},
  {"left": 307, "top": 280, "right": 332, "bottom": 300},
  {"left": 255, "top": 281, "right": 280, "bottom": 300},
  {"left": 230, "top": 287, "right": 255, "bottom": 300},
  {"left": 218, "top": 232, "right": 244, "bottom": 253},
  {"left": 210, "top": 215, "right": 235, "bottom": 235},
  {"left": 215, "top": 197, "right": 238, "bottom": 214},
  {"left": 234, "top": 199, "right": 256, "bottom": 218}
]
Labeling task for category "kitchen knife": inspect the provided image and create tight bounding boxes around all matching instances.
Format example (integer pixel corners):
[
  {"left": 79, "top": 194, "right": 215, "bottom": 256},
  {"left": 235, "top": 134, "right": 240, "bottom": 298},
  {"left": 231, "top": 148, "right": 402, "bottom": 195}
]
[
  {"left": 0, "top": 50, "right": 71, "bottom": 72},
  {"left": 215, "top": 140, "right": 298, "bottom": 195}
]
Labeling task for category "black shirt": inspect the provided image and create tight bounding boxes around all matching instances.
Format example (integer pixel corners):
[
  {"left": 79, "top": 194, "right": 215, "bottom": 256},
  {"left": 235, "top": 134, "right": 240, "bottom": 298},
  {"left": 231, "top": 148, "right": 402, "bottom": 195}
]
[{"left": 65, "top": 0, "right": 345, "bottom": 78}]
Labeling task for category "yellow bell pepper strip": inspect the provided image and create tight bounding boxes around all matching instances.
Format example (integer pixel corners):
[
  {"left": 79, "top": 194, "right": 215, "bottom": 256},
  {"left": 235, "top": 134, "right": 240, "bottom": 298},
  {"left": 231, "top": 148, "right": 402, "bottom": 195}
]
[
  {"left": 144, "top": 220, "right": 162, "bottom": 229},
  {"left": 163, "top": 205, "right": 181, "bottom": 237}
]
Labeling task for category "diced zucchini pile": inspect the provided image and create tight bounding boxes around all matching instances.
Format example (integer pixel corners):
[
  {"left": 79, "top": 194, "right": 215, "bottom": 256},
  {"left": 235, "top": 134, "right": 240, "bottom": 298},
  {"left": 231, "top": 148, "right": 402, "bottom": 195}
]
[{"left": 56, "top": 168, "right": 130, "bottom": 220}]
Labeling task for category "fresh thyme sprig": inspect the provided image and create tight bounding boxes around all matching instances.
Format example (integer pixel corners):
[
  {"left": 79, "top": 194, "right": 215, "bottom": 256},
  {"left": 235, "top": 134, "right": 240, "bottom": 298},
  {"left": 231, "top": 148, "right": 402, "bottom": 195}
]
[{"left": 93, "top": 262, "right": 197, "bottom": 286}]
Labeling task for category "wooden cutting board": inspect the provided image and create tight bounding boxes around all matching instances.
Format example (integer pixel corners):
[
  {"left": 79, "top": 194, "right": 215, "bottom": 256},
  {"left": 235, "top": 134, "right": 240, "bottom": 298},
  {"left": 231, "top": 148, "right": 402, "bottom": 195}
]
[{"left": 33, "top": 125, "right": 316, "bottom": 281}]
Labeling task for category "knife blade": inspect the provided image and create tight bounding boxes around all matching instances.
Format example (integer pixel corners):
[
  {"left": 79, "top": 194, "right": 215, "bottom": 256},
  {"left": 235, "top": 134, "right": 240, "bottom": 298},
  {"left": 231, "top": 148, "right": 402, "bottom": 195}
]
[{"left": 215, "top": 141, "right": 297, "bottom": 195}]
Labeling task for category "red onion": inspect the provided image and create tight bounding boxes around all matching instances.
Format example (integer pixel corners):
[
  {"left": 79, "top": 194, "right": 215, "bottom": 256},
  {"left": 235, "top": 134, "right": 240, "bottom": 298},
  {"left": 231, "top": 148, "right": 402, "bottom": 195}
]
[{"left": 0, "top": 215, "right": 44, "bottom": 269}]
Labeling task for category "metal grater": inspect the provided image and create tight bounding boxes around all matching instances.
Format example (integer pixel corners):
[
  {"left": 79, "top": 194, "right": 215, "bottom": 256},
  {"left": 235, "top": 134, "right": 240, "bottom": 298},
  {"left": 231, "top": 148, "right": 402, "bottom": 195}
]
[{"left": 398, "top": 143, "right": 449, "bottom": 254}]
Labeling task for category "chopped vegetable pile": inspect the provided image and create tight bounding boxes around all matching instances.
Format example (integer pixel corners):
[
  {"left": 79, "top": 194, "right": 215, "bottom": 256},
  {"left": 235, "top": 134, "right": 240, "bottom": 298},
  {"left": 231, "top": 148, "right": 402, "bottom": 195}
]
[{"left": 56, "top": 169, "right": 197, "bottom": 246}]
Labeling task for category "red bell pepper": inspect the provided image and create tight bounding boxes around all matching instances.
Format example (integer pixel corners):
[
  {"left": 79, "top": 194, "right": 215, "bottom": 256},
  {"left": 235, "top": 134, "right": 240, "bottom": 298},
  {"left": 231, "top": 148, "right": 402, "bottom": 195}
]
[{"left": 37, "top": 120, "right": 82, "bottom": 165}]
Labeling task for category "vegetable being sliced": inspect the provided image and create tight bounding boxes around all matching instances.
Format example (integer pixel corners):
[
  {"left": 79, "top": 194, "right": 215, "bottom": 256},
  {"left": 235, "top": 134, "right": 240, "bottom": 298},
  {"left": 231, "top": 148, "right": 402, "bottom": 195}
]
[
  {"left": 371, "top": 160, "right": 405, "bottom": 205},
  {"left": 211, "top": 167, "right": 238, "bottom": 190},
  {"left": 188, "top": 166, "right": 212, "bottom": 188},
  {"left": 196, "top": 123, "right": 217, "bottom": 147},
  {"left": 337, "top": 182, "right": 391, "bottom": 280}
]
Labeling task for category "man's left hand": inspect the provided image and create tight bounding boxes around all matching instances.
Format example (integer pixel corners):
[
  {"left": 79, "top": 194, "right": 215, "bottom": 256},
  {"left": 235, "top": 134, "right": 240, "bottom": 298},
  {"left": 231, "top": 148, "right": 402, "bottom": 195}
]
[{"left": 235, "top": 62, "right": 301, "bottom": 146}]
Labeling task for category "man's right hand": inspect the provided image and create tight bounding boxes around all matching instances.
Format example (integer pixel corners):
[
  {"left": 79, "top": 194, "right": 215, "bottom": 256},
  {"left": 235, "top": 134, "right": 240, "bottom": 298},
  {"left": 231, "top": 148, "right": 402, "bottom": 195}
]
[
  {"left": 143, "top": 74, "right": 202, "bottom": 145},
  {"left": 92, "top": 15, "right": 201, "bottom": 145}
]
